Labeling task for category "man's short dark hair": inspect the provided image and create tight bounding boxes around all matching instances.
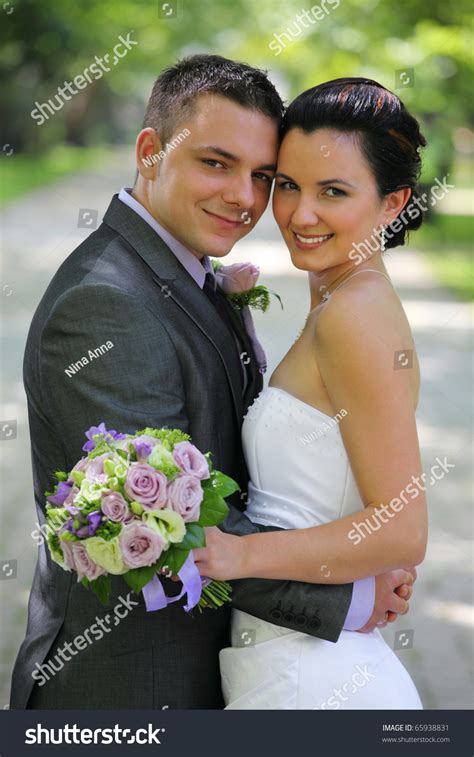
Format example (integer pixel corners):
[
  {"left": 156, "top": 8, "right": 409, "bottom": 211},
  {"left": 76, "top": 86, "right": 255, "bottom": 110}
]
[{"left": 143, "top": 54, "right": 285, "bottom": 143}]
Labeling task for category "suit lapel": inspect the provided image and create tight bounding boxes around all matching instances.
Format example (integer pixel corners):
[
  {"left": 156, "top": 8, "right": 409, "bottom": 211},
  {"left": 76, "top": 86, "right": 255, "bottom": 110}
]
[{"left": 102, "top": 195, "right": 244, "bottom": 421}]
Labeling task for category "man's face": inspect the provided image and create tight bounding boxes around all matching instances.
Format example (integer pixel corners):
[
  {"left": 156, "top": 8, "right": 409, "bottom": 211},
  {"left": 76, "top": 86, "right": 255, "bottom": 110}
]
[{"left": 136, "top": 94, "right": 279, "bottom": 258}]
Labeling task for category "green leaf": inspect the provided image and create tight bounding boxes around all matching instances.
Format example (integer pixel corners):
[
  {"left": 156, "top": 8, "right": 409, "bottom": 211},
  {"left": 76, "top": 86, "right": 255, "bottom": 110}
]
[
  {"left": 175, "top": 523, "right": 206, "bottom": 550},
  {"left": 123, "top": 563, "right": 161, "bottom": 594},
  {"left": 83, "top": 574, "right": 111, "bottom": 605},
  {"left": 204, "top": 471, "right": 240, "bottom": 498},
  {"left": 198, "top": 488, "right": 230, "bottom": 527},
  {"left": 157, "top": 546, "right": 189, "bottom": 575}
]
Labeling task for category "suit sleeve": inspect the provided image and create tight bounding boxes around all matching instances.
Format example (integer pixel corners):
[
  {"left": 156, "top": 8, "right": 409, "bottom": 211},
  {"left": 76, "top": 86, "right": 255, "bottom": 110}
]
[
  {"left": 221, "top": 504, "right": 353, "bottom": 642},
  {"left": 39, "top": 283, "right": 188, "bottom": 461}
]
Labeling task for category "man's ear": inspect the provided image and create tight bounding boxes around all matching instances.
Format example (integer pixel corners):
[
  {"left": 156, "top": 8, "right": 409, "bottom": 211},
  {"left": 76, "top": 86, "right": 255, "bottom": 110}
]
[
  {"left": 382, "top": 187, "right": 412, "bottom": 225},
  {"left": 135, "top": 127, "right": 163, "bottom": 180}
]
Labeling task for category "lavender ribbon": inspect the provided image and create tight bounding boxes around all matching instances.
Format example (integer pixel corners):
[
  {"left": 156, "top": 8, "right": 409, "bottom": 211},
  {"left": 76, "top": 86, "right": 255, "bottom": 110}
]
[{"left": 142, "top": 552, "right": 205, "bottom": 613}]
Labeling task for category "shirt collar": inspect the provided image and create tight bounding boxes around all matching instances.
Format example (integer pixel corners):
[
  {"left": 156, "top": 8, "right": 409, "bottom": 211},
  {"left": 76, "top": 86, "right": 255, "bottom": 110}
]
[{"left": 118, "top": 187, "right": 213, "bottom": 288}]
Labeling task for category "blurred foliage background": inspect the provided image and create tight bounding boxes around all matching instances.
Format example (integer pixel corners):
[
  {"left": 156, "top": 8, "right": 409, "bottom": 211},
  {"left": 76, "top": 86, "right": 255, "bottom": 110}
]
[{"left": 1, "top": 0, "right": 473, "bottom": 296}]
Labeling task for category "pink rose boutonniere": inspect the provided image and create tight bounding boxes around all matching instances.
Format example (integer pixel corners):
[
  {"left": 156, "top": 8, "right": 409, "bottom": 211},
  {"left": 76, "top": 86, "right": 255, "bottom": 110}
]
[{"left": 213, "top": 261, "right": 283, "bottom": 374}]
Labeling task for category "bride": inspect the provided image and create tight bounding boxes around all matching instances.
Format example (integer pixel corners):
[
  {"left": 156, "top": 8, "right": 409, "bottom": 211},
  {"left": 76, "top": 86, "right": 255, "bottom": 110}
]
[{"left": 193, "top": 78, "right": 428, "bottom": 709}]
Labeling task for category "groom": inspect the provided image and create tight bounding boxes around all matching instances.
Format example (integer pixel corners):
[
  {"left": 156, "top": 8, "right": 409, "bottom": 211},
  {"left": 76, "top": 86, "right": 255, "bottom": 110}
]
[{"left": 11, "top": 54, "right": 414, "bottom": 709}]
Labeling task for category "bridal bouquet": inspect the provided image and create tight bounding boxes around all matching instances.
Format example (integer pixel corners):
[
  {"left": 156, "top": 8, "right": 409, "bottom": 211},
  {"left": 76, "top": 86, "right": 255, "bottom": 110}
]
[{"left": 44, "top": 423, "right": 237, "bottom": 613}]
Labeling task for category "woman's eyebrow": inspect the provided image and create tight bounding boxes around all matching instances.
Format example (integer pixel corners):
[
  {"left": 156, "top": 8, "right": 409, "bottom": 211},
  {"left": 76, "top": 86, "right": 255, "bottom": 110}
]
[
  {"left": 317, "top": 178, "right": 356, "bottom": 188},
  {"left": 275, "top": 173, "right": 356, "bottom": 189}
]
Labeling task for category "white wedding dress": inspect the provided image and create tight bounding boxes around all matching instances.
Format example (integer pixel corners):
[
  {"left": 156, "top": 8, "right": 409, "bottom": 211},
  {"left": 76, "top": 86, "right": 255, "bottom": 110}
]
[{"left": 219, "top": 387, "right": 422, "bottom": 709}]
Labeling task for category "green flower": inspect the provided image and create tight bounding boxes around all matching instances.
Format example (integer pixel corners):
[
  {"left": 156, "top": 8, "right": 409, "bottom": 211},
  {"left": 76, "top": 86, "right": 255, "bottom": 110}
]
[
  {"left": 143, "top": 509, "right": 186, "bottom": 546},
  {"left": 94, "top": 520, "right": 123, "bottom": 541},
  {"left": 84, "top": 535, "right": 128, "bottom": 574},
  {"left": 78, "top": 479, "right": 108, "bottom": 504},
  {"left": 147, "top": 445, "right": 180, "bottom": 477},
  {"left": 134, "top": 427, "right": 191, "bottom": 451},
  {"left": 104, "top": 457, "right": 129, "bottom": 483},
  {"left": 47, "top": 531, "right": 66, "bottom": 568},
  {"left": 130, "top": 500, "right": 145, "bottom": 516}
]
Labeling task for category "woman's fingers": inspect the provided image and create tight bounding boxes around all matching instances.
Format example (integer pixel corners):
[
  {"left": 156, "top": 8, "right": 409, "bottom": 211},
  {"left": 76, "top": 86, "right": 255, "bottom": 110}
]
[
  {"left": 390, "top": 592, "right": 409, "bottom": 615},
  {"left": 396, "top": 584, "right": 413, "bottom": 600}
]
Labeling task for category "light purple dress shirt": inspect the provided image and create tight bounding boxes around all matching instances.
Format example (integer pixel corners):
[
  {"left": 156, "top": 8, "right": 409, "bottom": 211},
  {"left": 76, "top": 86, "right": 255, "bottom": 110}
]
[{"left": 117, "top": 187, "right": 375, "bottom": 630}]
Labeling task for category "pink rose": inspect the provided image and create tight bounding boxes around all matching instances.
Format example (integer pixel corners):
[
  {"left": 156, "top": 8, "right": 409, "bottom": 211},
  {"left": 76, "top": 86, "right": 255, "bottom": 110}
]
[
  {"left": 60, "top": 539, "right": 76, "bottom": 571},
  {"left": 173, "top": 442, "right": 210, "bottom": 480},
  {"left": 71, "top": 542, "right": 107, "bottom": 582},
  {"left": 168, "top": 474, "right": 203, "bottom": 523},
  {"left": 85, "top": 453, "right": 109, "bottom": 484},
  {"left": 101, "top": 491, "right": 131, "bottom": 522},
  {"left": 215, "top": 262, "right": 260, "bottom": 294},
  {"left": 119, "top": 523, "right": 165, "bottom": 568},
  {"left": 124, "top": 463, "right": 168, "bottom": 510}
]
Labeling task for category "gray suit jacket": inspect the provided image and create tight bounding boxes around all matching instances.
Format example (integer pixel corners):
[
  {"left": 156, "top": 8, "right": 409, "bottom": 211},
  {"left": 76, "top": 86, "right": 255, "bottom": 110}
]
[{"left": 10, "top": 195, "right": 352, "bottom": 709}]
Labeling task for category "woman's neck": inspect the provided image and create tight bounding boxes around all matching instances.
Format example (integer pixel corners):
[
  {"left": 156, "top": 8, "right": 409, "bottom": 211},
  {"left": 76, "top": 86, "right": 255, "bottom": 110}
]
[{"left": 308, "top": 253, "right": 387, "bottom": 310}]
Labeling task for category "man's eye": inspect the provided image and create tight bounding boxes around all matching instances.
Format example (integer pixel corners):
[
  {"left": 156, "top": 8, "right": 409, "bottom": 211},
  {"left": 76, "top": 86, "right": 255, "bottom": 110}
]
[
  {"left": 276, "top": 180, "right": 299, "bottom": 191},
  {"left": 324, "top": 186, "right": 347, "bottom": 197},
  {"left": 253, "top": 172, "right": 273, "bottom": 183},
  {"left": 202, "top": 159, "right": 225, "bottom": 168}
]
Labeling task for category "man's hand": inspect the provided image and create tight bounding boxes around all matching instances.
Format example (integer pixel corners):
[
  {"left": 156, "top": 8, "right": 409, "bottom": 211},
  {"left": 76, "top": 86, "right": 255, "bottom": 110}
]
[{"left": 357, "top": 567, "right": 417, "bottom": 633}]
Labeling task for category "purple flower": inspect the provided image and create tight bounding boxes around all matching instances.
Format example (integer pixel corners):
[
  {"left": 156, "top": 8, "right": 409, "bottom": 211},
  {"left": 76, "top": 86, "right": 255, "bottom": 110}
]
[
  {"left": 101, "top": 491, "right": 131, "bottom": 522},
  {"left": 173, "top": 442, "right": 210, "bottom": 480},
  {"left": 71, "top": 542, "right": 107, "bottom": 582},
  {"left": 124, "top": 463, "right": 168, "bottom": 510},
  {"left": 119, "top": 523, "right": 165, "bottom": 568},
  {"left": 82, "top": 422, "right": 127, "bottom": 452},
  {"left": 168, "top": 474, "right": 203, "bottom": 522},
  {"left": 63, "top": 510, "right": 102, "bottom": 537},
  {"left": 47, "top": 481, "right": 73, "bottom": 506},
  {"left": 131, "top": 435, "right": 161, "bottom": 463}
]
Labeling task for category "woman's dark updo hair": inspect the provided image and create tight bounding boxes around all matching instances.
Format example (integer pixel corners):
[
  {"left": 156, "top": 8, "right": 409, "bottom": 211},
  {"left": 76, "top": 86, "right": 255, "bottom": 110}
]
[{"left": 280, "top": 77, "right": 427, "bottom": 249}]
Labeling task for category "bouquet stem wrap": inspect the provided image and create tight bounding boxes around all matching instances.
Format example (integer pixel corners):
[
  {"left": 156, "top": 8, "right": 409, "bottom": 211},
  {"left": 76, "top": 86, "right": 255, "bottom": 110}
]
[{"left": 143, "top": 552, "right": 205, "bottom": 612}]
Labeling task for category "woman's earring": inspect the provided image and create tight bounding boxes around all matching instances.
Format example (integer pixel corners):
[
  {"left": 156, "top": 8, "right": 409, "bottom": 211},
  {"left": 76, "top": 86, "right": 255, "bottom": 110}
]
[{"left": 380, "top": 226, "right": 386, "bottom": 252}]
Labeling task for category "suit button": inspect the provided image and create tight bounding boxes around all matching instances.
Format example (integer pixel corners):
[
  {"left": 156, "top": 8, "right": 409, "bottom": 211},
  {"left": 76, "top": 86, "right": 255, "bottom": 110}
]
[
  {"left": 283, "top": 605, "right": 295, "bottom": 622},
  {"left": 308, "top": 616, "right": 321, "bottom": 630},
  {"left": 295, "top": 614, "right": 307, "bottom": 626},
  {"left": 270, "top": 601, "right": 283, "bottom": 621}
]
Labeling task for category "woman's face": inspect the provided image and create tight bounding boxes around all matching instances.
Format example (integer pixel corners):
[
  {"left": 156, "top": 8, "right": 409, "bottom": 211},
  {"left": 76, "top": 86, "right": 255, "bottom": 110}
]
[{"left": 273, "top": 128, "right": 390, "bottom": 274}]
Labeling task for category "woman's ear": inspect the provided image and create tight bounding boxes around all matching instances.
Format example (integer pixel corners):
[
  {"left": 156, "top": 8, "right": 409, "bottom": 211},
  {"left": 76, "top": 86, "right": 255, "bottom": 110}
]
[
  {"left": 382, "top": 187, "right": 412, "bottom": 225},
  {"left": 135, "top": 127, "right": 163, "bottom": 180}
]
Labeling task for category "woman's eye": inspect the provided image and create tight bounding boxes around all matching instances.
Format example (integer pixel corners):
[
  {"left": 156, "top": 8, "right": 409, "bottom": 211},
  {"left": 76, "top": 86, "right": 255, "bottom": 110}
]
[
  {"left": 276, "top": 180, "right": 299, "bottom": 191},
  {"left": 324, "top": 186, "right": 346, "bottom": 197}
]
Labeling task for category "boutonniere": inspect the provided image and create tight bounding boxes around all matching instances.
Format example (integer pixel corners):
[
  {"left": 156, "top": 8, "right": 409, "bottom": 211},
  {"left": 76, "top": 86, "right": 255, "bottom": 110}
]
[{"left": 212, "top": 261, "right": 283, "bottom": 312}]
